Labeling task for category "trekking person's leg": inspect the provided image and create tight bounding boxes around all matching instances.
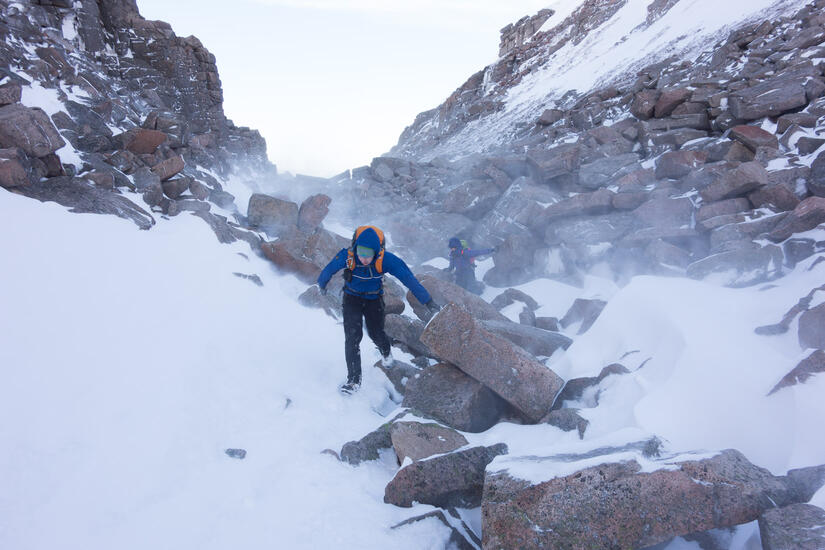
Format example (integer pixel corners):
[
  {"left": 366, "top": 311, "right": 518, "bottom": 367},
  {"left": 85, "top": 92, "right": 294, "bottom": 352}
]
[
  {"left": 342, "top": 293, "right": 364, "bottom": 384},
  {"left": 364, "top": 296, "right": 391, "bottom": 358}
]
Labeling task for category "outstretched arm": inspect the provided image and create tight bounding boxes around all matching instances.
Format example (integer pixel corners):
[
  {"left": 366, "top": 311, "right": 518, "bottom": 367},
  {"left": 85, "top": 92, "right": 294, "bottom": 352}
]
[
  {"left": 466, "top": 247, "right": 495, "bottom": 259},
  {"left": 317, "top": 249, "right": 348, "bottom": 289},
  {"left": 383, "top": 252, "right": 433, "bottom": 305}
]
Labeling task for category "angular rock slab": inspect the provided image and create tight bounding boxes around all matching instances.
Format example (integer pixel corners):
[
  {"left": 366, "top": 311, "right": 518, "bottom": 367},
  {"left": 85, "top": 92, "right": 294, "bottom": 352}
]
[
  {"left": 759, "top": 503, "right": 825, "bottom": 550},
  {"left": 480, "top": 319, "right": 572, "bottom": 357},
  {"left": 799, "top": 303, "right": 825, "bottom": 350},
  {"left": 407, "top": 274, "right": 508, "bottom": 322},
  {"left": 402, "top": 362, "right": 510, "bottom": 433},
  {"left": 390, "top": 421, "right": 468, "bottom": 463},
  {"left": 384, "top": 443, "right": 507, "bottom": 508},
  {"left": 0, "top": 104, "right": 65, "bottom": 157},
  {"left": 482, "top": 449, "right": 825, "bottom": 550},
  {"left": 421, "top": 303, "right": 564, "bottom": 422}
]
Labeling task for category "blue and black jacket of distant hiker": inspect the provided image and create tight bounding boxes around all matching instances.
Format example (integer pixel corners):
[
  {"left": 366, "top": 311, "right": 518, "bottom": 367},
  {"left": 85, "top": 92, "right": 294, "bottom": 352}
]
[
  {"left": 317, "top": 227, "right": 432, "bottom": 304},
  {"left": 448, "top": 244, "right": 495, "bottom": 276}
]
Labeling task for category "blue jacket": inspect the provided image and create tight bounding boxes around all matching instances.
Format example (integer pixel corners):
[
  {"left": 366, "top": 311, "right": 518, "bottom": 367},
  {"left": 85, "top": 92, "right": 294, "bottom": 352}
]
[
  {"left": 317, "top": 228, "right": 432, "bottom": 304},
  {"left": 448, "top": 246, "right": 495, "bottom": 275}
]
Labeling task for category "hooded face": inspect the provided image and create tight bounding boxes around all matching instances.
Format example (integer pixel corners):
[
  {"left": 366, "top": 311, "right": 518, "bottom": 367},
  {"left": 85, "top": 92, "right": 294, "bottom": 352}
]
[{"left": 355, "top": 228, "right": 381, "bottom": 265}]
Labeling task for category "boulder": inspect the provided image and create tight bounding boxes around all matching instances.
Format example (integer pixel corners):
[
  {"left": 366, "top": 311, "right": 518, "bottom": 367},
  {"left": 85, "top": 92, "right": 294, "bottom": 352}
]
[
  {"left": 633, "top": 196, "right": 694, "bottom": 229},
  {"left": 700, "top": 161, "right": 769, "bottom": 203},
  {"left": 654, "top": 150, "right": 707, "bottom": 179},
  {"left": 161, "top": 176, "right": 190, "bottom": 199},
  {"left": 0, "top": 147, "right": 37, "bottom": 188},
  {"left": 710, "top": 212, "right": 788, "bottom": 253},
  {"left": 730, "top": 125, "right": 779, "bottom": 152},
  {"left": 384, "top": 443, "right": 508, "bottom": 508},
  {"left": 443, "top": 179, "right": 502, "bottom": 219},
  {"left": 481, "top": 319, "right": 573, "bottom": 357},
  {"left": 686, "top": 244, "right": 784, "bottom": 287},
  {"left": 402, "top": 362, "right": 511, "bottom": 433},
  {"left": 729, "top": 76, "right": 810, "bottom": 120},
  {"left": 540, "top": 408, "right": 589, "bottom": 438},
  {"left": 799, "top": 303, "right": 825, "bottom": 350},
  {"left": 798, "top": 137, "right": 825, "bottom": 155},
  {"left": 748, "top": 183, "right": 801, "bottom": 212},
  {"left": 777, "top": 112, "right": 818, "bottom": 134},
  {"left": 296, "top": 193, "right": 331, "bottom": 232},
  {"left": 696, "top": 197, "right": 751, "bottom": 224},
  {"left": 482, "top": 449, "right": 825, "bottom": 550},
  {"left": 759, "top": 503, "right": 825, "bottom": 550},
  {"left": 526, "top": 143, "right": 581, "bottom": 183},
  {"left": 406, "top": 274, "right": 508, "bottom": 323},
  {"left": 491, "top": 288, "right": 540, "bottom": 312},
  {"left": 120, "top": 128, "right": 167, "bottom": 154},
  {"left": 654, "top": 88, "right": 692, "bottom": 118},
  {"left": 630, "top": 89, "right": 660, "bottom": 120},
  {"left": 768, "top": 197, "right": 825, "bottom": 242},
  {"left": 247, "top": 193, "right": 299, "bottom": 236},
  {"left": 0, "top": 104, "right": 65, "bottom": 157},
  {"left": 340, "top": 421, "right": 395, "bottom": 466},
  {"left": 537, "top": 109, "right": 564, "bottom": 126},
  {"left": 0, "top": 82, "right": 22, "bottom": 106},
  {"left": 810, "top": 150, "right": 825, "bottom": 197},
  {"left": 578, "top": 154, "right": 640, "bottom": 189},
  {"left": 538, "top": 188, "right": 614, "bottom": 224},
  {"left": 261, "top": 227, "right": 347, "bottom": 284},
  {"left": 150, "top": 155, "right": 184, "bottom": 182},
  {"left": 421, "top": 303, "right": 565, "bottom": 423},
  {"left": 553, "top": 363, "right": 631, "bottom": 407},
  {"left": 390, "top": 421, "right": 468, "bottom": 463},
  {"left": 560, "top": 298, "right": 607, "bottom": 334},
  {"left": 768, "top": 350, "right": 825, "bottom": 395}
]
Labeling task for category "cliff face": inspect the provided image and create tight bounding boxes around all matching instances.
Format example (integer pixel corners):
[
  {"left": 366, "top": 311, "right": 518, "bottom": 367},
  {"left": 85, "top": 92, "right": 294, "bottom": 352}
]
[{"left": 1, "top": 0, "right": 267, "bottom": 172}]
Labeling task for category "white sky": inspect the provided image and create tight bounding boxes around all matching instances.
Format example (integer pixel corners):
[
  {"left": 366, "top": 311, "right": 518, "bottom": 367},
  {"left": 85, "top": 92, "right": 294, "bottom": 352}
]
[{"left": 135, "top": 0, "right": 553, "bottom": 177}]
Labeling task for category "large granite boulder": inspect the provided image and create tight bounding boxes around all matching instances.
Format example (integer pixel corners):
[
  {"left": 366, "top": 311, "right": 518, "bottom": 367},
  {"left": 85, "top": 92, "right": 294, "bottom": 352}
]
[
  {"left": 384, "top": 314, "right": 432, "bottom": 358},
  {"left": 389, "top": 421, "right": 468, "bottom": 463},
  {"left": 247, "top": 193, "right": 299, "bottom": 236},
  {"left": 0, "top": 147, "right": 38, "bottom": 188},
  {"left": 700, "top": 161, "right": 768, "bottom": 203},
  {"left": 768, "top": 197, "right": 825, "bottom": 242},
  {"left": 340, "top": 421, "right": 395, "bottom": 466},
  {"left": 421, "top": 303, "right": 564, "bottom": 422},
  {"left": 261, "top": 227, "right": 347, "bottom": 284},
  {"left": 730, "top": 125, "right": 779, "bottom": 152},
  {"left": 482, "top": 449, "right": 825, "bottom": 550},
  {"left": 654, "top": 150, "right": 707, "bottom": 179},
  {"left": 443, "top": 179, "right": 502, "bottom": 219},
  {"left": 402, "top": 362, "right": 511, "bottom": 433},
  {"left": 759, "top": 503, "right": 825, "bottom": 550},
  {"left": 536, "top": 188, "right": 614, "bottom": 225},
  {"left": 0, "top": 104, "right": 65, "bottom": 158},
  {"left": 729, "top": 76, "right": 810, "bottom": 120},
  {"left": 810, "top": 150, "right": 825, "bottom": 197},
  {"left": 297, "top": 193, "right": 331, "bottom": 232},
  {"left": 384, "top": 443, "right": 508, "bottom": 508}
]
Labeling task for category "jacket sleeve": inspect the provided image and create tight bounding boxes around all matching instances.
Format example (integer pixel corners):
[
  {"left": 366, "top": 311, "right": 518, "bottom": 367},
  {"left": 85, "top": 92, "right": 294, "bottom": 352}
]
[
  {"left": 317, "top": 248, "right": 348, "bottom": 289},
  {"left": 466, "top": 247, "right": 495, "bottom": 259},
  {"left": 383, "top": 252, "right": 432, "bottom": 305}
]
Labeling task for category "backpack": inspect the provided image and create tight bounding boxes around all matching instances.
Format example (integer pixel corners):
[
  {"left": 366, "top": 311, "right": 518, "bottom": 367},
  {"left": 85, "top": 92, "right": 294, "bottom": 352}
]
[
  {"left": 344, "top": 226, "right": 386, "bottom": 279},
  {"left": 458, "top": 239, "right": 476, "bottom": 266}
]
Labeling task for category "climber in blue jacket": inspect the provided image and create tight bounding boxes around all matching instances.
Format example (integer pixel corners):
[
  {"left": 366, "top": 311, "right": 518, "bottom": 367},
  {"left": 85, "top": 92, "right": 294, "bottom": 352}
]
[
  {"left": 317, "top": 226, "right": 440, "bottom": 394},
  {"left": 445, "top": 236, "right": 496, "bottom": 295}
]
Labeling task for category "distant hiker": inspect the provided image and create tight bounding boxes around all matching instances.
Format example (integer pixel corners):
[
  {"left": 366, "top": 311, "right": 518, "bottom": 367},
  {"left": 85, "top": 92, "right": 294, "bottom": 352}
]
[
  {"left": 445, "top": 237, "right": 495, "bottom": 295},
  {"left": 317, "top": 226, "right": 440, "bottom": 394}
]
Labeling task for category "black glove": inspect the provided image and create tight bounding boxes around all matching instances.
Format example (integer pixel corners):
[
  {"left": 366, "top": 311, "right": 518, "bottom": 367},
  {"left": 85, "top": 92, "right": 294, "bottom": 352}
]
[
  {"left": 426, "top": 300, "right": 442, "bottom": 315},
  {"left": 318, "top": 285, "right": 328, "bottom": 296}
]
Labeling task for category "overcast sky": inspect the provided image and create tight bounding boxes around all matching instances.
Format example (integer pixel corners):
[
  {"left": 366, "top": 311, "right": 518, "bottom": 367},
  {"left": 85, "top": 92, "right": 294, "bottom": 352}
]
[{"left": 135, "top": 0, "right": 553, "bottom": 177}]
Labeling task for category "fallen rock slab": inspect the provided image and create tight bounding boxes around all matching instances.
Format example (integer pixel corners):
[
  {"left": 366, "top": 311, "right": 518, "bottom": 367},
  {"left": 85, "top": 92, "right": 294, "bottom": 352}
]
[
  {"left": 384, "top": 443, "right": 507, "bottom": 508},
  {"left": 480, "top": 319, "right": 572, "bottom": 357},
  {"left": 0, "top": 103, "right": 65, "bottom": 157},
  {"left": 421, "top": 303, "right": 565, "bottom": 422},
  {"left": 482, "top": 449, "right": 825, "bottom": 550},
  {"left": 799, "top": 303, "right": 825, "bottom": 350},
  {"left": 767, "top": 197, "right": 825, "bottom": 242},
  {"left": 407, "top": 274, "right": 508, "bottom": 322}
]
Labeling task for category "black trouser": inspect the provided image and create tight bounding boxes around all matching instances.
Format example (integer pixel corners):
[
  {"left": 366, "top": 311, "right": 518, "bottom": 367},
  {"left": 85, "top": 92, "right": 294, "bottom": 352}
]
[
  {"left": 343, "top": 293, "right": 391, "bottom": 384},
  {"left": 455, "top": 268, "right": 475, "bottom": 291}
]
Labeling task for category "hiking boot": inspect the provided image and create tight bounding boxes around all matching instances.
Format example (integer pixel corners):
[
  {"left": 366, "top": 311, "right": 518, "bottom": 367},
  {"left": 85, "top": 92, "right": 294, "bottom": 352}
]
[
  {"left": 339, "top": 381, "right": 360, "bottom": 395},
  {"left": 380, "top": 349, "right": 395, "bottom": 368}
]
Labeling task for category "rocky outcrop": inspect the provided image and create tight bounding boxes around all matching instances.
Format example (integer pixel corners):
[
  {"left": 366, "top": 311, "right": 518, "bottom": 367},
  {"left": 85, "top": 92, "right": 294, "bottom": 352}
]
[
  {"left": 421, "top": 303, "right": 564, "bottom": 422},
  {"left": 759, "top": 503, "right": 825, "bottom": 549},
  {"left": 482, "top": 449, "right": 825, "bottom": 549}
]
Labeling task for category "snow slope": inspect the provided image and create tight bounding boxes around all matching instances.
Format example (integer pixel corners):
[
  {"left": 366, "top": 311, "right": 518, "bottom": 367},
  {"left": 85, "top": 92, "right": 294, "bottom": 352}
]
[{"left": 1, "top": 183, "right": 824, "bottom": 548}]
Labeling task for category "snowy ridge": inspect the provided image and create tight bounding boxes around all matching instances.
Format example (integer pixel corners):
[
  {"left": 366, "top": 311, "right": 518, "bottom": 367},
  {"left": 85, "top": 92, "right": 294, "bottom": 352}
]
[{"left": 393, "top": 0, "right": 810, "bottom": 161}]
